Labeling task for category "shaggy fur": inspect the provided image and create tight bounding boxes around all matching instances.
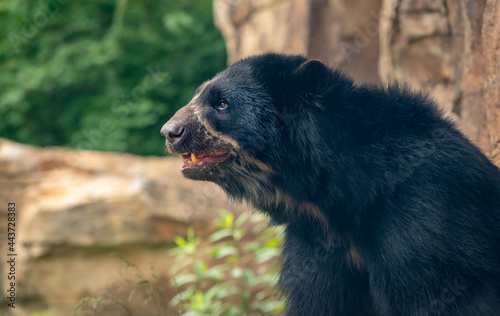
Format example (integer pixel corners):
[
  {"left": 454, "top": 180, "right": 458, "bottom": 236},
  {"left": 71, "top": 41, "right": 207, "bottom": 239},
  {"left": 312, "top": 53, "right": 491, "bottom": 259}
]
[{"left": 161, "top": 53, "right": 500, "bottom": 315}]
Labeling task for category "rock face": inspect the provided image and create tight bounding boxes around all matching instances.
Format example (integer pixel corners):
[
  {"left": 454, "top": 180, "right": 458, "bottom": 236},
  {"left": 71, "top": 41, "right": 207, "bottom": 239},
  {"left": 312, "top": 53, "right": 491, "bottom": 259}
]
[
  {"left": 0, "top": 138, "right": 240, "bottom": 315},
  {"left": 214, "top": 0, "right": 383, "bottom": 83},
  {"left": 482, "top": 0, "right": 500, "bottom": 161},
  {"left": 214, "top": 0, "right": 500, "bottom": 161},
  {"left": 379, "top": 0, "right": 499, "bottom": 154},
  {"left": 213, "top": 0, "right": 311, "bottom": 64}
]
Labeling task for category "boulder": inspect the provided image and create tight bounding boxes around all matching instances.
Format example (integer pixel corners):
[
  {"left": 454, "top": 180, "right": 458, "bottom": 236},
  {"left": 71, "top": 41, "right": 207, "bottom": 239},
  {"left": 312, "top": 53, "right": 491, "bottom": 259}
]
[
  {"left": 379, "top": 0, "right": 500, "bottom": 155},
  {"left": 213, "top": 0, "right": 500, "bottom": 162},
  {"left": 0, "top": 138, "right": 242, "bottom": 315},
  {"left": 213, "top": 0, "right": 383, "bottom": 83}
]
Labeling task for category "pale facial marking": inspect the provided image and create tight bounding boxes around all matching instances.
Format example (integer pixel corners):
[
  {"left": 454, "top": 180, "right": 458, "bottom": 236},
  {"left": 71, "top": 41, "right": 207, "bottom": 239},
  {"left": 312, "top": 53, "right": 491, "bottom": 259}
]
[
  {"left": 190, "top": 98, "right": 241, "bottom": 150},
  {"left": 191, "top": 79, "right": 213, "bottom": 101}
]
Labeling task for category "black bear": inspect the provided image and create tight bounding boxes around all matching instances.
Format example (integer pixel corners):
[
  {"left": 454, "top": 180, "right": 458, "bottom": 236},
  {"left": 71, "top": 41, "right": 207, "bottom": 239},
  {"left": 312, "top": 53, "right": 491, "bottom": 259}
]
[{"left": 161, "top": 53, "right": 500, "bottom": 315}]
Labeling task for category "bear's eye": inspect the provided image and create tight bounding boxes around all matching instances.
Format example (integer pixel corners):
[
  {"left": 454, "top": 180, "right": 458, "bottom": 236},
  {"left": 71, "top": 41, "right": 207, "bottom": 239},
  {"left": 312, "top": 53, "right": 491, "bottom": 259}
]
[{"left": 217, "top": 100, "right": 229, "bottom": 110}]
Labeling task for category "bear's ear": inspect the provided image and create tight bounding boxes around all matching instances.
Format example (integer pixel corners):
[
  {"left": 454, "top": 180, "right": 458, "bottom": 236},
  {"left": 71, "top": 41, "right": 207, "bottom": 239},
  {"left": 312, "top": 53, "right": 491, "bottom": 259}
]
[{"left": 293, "top": 59, "right": 330, "bottom": 93}]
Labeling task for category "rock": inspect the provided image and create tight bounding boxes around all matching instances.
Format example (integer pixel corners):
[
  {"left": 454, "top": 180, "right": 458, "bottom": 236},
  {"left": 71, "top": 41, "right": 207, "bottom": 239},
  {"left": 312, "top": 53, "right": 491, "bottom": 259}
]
[
  {"left": 482, "top": 0, "right": 500, "bottom": 161},
  {"left": 399, "top": 12, "right": 450, "bottom": 40},
  {"left": 214, "top": 0, "right": 311, "bottom": 64},
  {"left": 213, "top": 0, "right": 500, "bottom": 160},
  {"left": 378, "top": 0, "right": 498, "bottom": 154},
  {"left": 214, "top": 0, "right": 383, "bottom": 83},
  {"left": 0, "top": 138, "right": 242, "bottom": 315},
  {"left": 400, "top": 0, "right": 444, "bottom": 11}
]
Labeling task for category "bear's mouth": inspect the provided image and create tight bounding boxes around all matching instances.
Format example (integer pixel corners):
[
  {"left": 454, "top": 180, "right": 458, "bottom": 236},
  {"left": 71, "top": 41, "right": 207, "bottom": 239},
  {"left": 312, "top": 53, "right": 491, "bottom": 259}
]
[{"left": 180, "top": 151, "right": 231, "bottom": 170}]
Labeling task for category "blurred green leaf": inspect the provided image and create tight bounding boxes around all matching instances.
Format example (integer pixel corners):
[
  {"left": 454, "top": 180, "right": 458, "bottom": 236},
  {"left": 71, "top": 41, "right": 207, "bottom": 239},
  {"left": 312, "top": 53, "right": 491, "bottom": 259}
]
[
  {"left": 174, "top": 236, "right": 187, "bottom": 247},
  {"left": 173, "top": 274, "right": 197, "bottom": 287},
  {"left": 169, "top": 211, "right": 284, "bottom": 315},
  {"left": 212, "top": 245, "right": 238, "bottom": 259},
  {"left": 243, "top": 269, "right": 255, "bottom": 285},
  {"left": 187, "top": 227, "right": 195, "bottom": 241},
  {"left": 73, "top": 296, "right": 92, "bottom": 315},
  {"left": 191, "top": 290, "right": 205, "bottom": 310},
  {"left": 128, "top": 288, "right": 136, "bottom": 302},
  {"left": 232, "top": 228, "right": 244, "bottom": 241},
  {"left": 241, "top": 290, "right": 249, "bottom": 311},
  {"left": 230, "top": 267, "right": 242, "bottom": 278},
  {"left": 0, "top": 0, "right": 226, "bottom": 156},
  {"left": 193, "top": 260, "right": 207, "bottom": 278},
  {"left": 208, "top": 228, "right": 233, "bottom": 243},
  {"left": 234, "top": 211, "right": 249, "bottom": 228},
  {"left": 204, "top": 267, "right": 225, "bottom": 281},
  {"left": 264, "top": 237, "right": 282, "bottom": 248},
  {"left": 223, "top": 212, "right": 234, "bottom": 229}
]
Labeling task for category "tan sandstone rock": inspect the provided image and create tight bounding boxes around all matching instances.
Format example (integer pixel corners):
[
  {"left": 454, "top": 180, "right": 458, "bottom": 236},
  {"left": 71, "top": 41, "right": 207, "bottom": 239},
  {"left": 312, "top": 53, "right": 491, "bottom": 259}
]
[
  {"left": 0, "top": 138, "right": 242, "bottom": 315},
  {"left": 214, "top": 0, "right": 383, "bottom": 83},
  {"left": 379, "top": 0, "right": 500, "bottom": 154},
  {"left": 482, "top": 0, "right": 500, "bottom": 161},
  {"left": 214, "top": 0, "right": 500, "bottom": 161}
]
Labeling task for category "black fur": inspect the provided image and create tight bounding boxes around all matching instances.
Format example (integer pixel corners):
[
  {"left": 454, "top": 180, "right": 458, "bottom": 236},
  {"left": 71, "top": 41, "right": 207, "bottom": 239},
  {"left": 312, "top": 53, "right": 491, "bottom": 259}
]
[{"left": 162, "top": 53, "right": 500, "bottom": 315}]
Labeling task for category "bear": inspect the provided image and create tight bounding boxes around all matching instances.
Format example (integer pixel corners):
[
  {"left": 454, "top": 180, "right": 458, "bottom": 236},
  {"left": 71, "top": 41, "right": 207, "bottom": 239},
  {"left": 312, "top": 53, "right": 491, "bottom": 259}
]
[{"left": 161, "top": 53, "right": 500, "bottom": 315}]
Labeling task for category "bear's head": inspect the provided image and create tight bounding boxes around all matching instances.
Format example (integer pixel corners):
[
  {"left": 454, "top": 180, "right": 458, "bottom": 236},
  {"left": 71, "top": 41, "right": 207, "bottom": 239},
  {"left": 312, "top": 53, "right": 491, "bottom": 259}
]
[{"left": 161, "top": 54, "right": 337, "bottom": 209}]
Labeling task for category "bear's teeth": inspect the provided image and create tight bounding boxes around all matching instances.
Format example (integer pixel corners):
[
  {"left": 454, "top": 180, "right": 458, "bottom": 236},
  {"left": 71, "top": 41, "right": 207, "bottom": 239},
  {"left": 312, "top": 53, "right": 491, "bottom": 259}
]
[{"left": 191, "top": 153, "right": 199, "bottom": 163}]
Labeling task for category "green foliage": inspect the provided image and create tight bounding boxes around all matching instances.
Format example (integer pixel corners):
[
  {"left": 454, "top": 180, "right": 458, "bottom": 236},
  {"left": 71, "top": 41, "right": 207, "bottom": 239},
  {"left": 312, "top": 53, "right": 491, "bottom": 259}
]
[
  {"left": 72, "top": 211, "right": 284, "bottom": 316},
  {"left": 0, "top": 0, "right": 226, "bottom": 155},
  {"left": 169, "top": 211, "right": 285, "bottom": 316}
]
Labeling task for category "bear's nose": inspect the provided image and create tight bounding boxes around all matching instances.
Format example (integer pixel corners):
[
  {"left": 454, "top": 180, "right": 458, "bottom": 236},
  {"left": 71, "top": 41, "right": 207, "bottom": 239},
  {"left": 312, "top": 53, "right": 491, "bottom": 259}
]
[{"left": 161, "top": 122, "right": 185, "bottom": 144}]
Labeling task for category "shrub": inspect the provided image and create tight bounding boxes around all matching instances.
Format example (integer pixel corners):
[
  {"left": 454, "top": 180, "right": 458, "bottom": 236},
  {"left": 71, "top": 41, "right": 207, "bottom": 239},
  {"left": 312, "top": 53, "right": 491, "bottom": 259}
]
[
  {"left": 73, "top": 211, "right": 284, "bottom": 316},
  {"left": 0, "top": 0, "right": 226, "bottom": 155},
  {"left": 169, "top": 211, "right": 284, "bottom": 316}
]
